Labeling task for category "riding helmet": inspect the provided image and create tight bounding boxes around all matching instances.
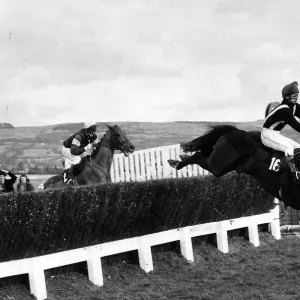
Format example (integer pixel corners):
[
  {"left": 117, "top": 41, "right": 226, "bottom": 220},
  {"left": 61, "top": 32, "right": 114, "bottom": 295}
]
[
  {"left": 282, "top": 81, "right": 299, "bottom": 98},
  {"left": 84, "top": 121, "right": 97, "bottom": 132}
]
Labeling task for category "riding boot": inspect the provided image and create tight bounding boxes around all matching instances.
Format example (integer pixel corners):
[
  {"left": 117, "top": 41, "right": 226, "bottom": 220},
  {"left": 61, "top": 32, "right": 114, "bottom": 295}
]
[
  {"left": 285, "top": 155, "right": 300, "bottom": 180},
  {"left": 62, "top": 169, "right": 68, "bottom": 183},
  {"left": 67, "top": 164, "right": 75, "bottom": 185},
  {"left": 62, "top": 165, "right": 74, "bottom": 185}
]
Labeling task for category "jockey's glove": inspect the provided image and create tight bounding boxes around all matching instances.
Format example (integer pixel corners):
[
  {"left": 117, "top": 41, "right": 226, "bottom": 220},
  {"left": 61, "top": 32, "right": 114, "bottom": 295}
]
[{"left": 84, "top": 144, "right": 93, "bottom": 151}]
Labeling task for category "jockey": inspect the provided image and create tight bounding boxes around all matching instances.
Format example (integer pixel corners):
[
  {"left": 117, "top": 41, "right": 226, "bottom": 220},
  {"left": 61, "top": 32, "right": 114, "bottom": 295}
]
[
  {"left": 261, "top": 81, "right": 300, "bottom": 180},
  {"left": 62, "top": 121, "right": 99, "bottom": 185}
]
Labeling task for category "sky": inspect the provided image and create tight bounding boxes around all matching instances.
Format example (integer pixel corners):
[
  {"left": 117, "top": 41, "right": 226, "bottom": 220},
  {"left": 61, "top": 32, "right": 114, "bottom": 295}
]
[{"left": 1, "top": 0, "right": 300, "bottom": 126}]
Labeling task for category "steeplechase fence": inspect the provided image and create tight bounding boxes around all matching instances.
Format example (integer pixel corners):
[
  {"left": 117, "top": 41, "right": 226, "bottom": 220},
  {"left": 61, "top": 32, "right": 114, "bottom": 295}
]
[
  {"left": 0, "top": 199, "right": 280, "bottom": 300},
  {"left": 110, "top": 144, "right": 298, "bottom": 226}
]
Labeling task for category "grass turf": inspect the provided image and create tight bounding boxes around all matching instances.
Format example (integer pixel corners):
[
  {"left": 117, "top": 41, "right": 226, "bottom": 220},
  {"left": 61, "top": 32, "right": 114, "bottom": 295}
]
[{"left": 0, "top": 232, "right": 299, "bottom": 300}]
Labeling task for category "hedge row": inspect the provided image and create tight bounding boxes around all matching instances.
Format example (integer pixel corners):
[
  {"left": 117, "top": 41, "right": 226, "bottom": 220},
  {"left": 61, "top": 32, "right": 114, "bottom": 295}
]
[{"left": 0, "top": 173, "right": 274, "bottom": 262}]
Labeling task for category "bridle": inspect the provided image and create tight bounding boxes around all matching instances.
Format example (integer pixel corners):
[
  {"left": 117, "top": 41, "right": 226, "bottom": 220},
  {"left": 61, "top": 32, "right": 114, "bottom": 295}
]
[
  {"left": 109, "top": 129, "right": 130, "bottom": 153},
  {"left": 86, "top": 127, "right": 130, "bottom": 169}
]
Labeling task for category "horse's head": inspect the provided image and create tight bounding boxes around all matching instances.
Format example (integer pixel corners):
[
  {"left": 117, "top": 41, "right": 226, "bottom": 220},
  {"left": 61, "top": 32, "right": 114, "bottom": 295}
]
[{"left": 106, "top": 124, "right": 135, "bottom": 156}]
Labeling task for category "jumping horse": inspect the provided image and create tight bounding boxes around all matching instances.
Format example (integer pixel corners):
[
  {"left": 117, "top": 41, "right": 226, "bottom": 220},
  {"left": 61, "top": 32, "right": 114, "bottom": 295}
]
[
  {"left": 168, "top": 104, "right": 300, "bottom": 210},
  {"left": 41, "top": 124, "right": 135, "bottom": 189}
]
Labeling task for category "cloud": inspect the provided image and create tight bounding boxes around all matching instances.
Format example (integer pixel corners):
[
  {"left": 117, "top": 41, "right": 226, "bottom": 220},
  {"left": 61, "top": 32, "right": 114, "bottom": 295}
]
[
  {"left": 1, "top": 0, "right": 202, "bottom": 90},
  {"left": 1, "top": 62, "right": 243, "bottom": 126},
  {"left": 2, "top": 0, "right": 300, "bottom": 126}
]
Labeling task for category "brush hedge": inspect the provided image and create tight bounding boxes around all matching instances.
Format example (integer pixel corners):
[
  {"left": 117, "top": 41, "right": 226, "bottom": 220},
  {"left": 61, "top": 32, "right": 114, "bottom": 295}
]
[{"left": 0, "top": 173, "right": 274, "bottom": 262}]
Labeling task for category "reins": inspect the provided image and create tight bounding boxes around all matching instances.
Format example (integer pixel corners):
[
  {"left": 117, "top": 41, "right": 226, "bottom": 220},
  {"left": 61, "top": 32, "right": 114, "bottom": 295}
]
[
  {"left": 85, "top": 129, "right": 129, "bottom": 172},
  {"left": 86, "top": 157, "right": 103, "bottom": 172}
]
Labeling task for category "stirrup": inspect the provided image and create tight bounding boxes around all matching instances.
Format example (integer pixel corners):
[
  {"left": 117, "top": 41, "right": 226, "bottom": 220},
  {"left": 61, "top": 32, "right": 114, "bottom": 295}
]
[
  {"left": 67, "top": 178, "right": 74, "bottom": 185},
  {"left": 295, "top": 171, "right": 300, "bottom": 180}
]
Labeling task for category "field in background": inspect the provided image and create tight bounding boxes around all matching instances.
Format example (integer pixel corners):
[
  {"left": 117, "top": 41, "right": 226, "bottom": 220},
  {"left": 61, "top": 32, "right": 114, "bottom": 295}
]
[{"left": 0, "top": 120, "right": 275, "bottom": 170}]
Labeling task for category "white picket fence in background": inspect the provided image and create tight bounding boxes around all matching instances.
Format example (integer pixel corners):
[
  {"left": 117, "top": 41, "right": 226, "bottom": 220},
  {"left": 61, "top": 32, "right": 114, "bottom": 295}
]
[{"left": 110, "top": 144, "right": 210, "bottom": 183}]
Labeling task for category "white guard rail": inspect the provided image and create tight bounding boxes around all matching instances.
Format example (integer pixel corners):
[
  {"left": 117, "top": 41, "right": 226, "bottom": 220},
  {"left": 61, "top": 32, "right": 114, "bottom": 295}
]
[{"left": 0, "top": 199, "right": 280, "bottom": 300}]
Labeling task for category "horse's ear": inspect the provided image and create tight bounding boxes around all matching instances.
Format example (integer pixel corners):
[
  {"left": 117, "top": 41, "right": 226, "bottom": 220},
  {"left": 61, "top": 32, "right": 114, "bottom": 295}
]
[{"left": 105, "top": 124, "right": 113, "bottom": 130}]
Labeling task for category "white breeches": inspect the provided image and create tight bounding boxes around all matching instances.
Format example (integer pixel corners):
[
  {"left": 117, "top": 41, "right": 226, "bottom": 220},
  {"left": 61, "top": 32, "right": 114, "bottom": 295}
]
[
  {"left": 62, "top": 146, "right": 90, "bottom": 170},
  {"left": 261, "top": 128, "right": 300, "bottom": 156}
]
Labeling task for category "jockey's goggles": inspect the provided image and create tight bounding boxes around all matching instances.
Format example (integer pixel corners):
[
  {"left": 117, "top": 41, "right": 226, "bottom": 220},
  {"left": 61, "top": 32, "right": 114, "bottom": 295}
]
[{"left": 291, "top": 93, "right": 299, "bottom": 100}]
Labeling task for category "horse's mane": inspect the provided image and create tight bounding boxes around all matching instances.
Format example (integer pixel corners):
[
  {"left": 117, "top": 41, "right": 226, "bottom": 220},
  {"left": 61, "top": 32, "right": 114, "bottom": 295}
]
[
  {"left": 90, "top": 125, "right": 123, "bottom": 158},
  {"left": 90, "top": 135, "right": 107, "bottom": 158},
  {"left": 181, "top": 125, "right": 239, "bottom": 155},
  {"left": 181, "top": 125, "right": 272, "bottom": 156}
]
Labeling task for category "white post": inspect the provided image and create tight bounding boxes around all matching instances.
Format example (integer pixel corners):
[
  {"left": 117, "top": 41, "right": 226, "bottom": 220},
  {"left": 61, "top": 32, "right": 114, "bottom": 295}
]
[
  {"left": 180, "top": 227, "right": 194, "bottom": 262},
  {"left": 134, "top": 154, "right": 141, "bottom": 181},
  {"left": 110, "top": 161, "right": 116, "bottom": 183},
  {"left": 129, "top": 155, "right": 135, "bottom": 181},
  {"left": 156, "top": 150, "right": 163, "bottom": 179},
  {"left": 216, "top": 222, "right": 229, "bottom": 253},
  {"left": 124, "top": 157, "right": 131, "bottom": 182},
  {"left": 175, "top": 145, "right": 183, "bottom": 178},
  {"left": 113, "top": 157, "right": 120, "bottom": 183},
  {"left": 150, "top": 151, "right": 157, "bottom": 179},
  {"left": 169, "top": 148, "right": 177, "bottom": 178},
  {"left": 145, "top": 152, "right": 152, "bottom": 180},
  {"left": 138, "top": 237, "right": 153, "bottom": 273},
  {"left": 139, "top": 152, "right": 146, "bottom": 181},
  {"left": 270, "top": 198, "right": 281, "bottom": 240},
  {"left": 161, "top": 148, "right": 170, "bottom": 179},
  {"left": 248, "top": 223, "right": 260, "bottom": 247},
  {"left": 87, "top": 247, "right": 103, "bottom": 286},
  {"left": 28, "top": 258, "right": 47, "bottom": 300},
  {"left": 119, "top": 156, "right": 125, "bottom": 182}
]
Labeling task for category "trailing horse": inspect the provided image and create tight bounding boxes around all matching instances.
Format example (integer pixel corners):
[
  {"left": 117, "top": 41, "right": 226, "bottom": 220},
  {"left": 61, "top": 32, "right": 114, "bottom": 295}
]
[
  {"left": 41, "top": 124, "right": 135, "bottom": 189},
  {"left": 168, "top": 124, "right": 300, "bottom": 210}
]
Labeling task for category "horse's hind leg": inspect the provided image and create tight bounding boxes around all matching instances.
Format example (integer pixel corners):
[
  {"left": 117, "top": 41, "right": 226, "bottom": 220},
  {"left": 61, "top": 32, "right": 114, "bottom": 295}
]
[{"left": 207, "top": 141, "right": 242, "bottom": 177}]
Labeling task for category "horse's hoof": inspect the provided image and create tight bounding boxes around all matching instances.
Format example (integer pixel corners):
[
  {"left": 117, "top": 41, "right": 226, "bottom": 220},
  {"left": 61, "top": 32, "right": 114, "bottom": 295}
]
[
  {"left": 179, "top": 154, "right": 190, "bottom": 161},
  {"left": 168, "top": 159, "right": 179, "bottom": 169}
]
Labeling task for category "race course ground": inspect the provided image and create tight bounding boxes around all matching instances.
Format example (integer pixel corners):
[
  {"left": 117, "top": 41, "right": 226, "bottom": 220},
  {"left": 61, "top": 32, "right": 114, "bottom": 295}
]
[{"left": 1, "top": 232, "right": 300, "bottom": 300}]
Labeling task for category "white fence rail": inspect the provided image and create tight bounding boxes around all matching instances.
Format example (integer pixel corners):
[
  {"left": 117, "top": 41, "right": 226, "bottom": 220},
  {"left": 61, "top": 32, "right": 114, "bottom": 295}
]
[
  {"left": 110, "top": 144, "right": 210, "bottom": 183},
  {"left": 0, "top": 199, "right": 280, "bottom": 300}
]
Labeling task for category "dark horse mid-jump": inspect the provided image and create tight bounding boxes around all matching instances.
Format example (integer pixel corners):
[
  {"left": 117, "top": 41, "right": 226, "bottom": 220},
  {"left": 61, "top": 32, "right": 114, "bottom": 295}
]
[
  {"left": 168, "top": 123, "right": 300, "bottom": 210},
  {"left": 41, "top": 124, "right": 135, "bottom": 189}
]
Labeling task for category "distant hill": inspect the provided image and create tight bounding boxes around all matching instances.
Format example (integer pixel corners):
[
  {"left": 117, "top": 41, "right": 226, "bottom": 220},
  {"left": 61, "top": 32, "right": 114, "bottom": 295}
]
[
  {"left": 52, "top": 123, "right": 83, "bottom": 131},
  {"left": 0, "top": 120, "right": 298, "bottom": 170},
  {"left": 0, "top": 123, "right": 14, "bottom": 129}
]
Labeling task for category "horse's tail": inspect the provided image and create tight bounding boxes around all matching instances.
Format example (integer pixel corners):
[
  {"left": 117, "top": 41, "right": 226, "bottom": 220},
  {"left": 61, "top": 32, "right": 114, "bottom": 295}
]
[{"left": 180, "top": 125, "right": 239, "bottom": 156}]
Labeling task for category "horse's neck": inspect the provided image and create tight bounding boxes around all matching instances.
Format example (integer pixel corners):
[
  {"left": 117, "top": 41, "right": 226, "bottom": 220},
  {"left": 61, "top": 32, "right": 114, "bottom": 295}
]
[{"left": 92, "top": 131, "right": 114, "bottom": 169}]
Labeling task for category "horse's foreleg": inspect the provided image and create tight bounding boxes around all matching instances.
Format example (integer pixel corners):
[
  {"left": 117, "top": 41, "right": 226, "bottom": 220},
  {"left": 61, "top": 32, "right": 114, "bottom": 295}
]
[{"left": 168, "top": 152, "right": 210, "bottom": 171}]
